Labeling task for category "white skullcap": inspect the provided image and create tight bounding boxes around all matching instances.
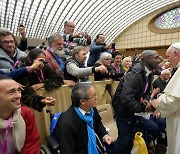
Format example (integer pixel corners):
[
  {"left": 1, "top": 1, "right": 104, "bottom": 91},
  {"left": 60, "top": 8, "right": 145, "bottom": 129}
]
[
  {"left": 171, "top": 42, "right": 180, "bottom": 50},
  {"left": 161, "top": 69, "right": 171, "bottom": 75}
]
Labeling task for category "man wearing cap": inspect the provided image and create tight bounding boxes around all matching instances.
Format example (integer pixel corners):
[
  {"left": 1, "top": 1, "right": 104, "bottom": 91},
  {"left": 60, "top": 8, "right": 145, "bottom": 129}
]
[
  {"left": 112, "top": 50, "right": 159, "bottom": 153},
  {"left": 151, "top": 42, "right": 180, "bottom": 154}
]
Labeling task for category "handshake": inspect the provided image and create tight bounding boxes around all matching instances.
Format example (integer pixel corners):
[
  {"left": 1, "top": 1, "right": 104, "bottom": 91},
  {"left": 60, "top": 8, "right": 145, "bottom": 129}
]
[{"left": 141, "top": 98, "right": 161, "bottom": 119}]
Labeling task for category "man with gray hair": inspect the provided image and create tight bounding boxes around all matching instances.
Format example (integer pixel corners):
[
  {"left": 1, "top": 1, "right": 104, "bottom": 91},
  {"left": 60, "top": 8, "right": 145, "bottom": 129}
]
[
  {"left": 151, "top": 42, "right": 180, "bottom": 154},
  {"left": 44, "top": 32, "right": 75, "bottom": 86},
  {"left": 54, "top": 82, "right": 112, "bottom": 154},
  {"left": 153, "top": 69, "right": 171, "bottom": 98},
  {"left": 112, "top": 50, "right": 160, "bottom": 153}
]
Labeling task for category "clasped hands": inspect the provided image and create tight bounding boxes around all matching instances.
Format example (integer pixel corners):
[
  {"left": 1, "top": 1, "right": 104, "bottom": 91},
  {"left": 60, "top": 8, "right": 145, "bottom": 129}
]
[{"left": 142, "top": 99, "right": 161, "bottom": 119}]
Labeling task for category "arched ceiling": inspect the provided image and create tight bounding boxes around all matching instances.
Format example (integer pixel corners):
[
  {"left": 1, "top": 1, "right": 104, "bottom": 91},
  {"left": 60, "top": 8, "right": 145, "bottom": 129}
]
[{"left": 0, "top": 0, "right": 179, "bottom": 43}]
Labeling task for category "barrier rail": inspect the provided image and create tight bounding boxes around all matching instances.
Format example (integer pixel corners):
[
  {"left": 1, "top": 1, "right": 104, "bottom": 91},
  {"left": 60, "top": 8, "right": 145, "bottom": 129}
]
[{"left": 31, "top": 80, "right": 120, "bottom": 144}]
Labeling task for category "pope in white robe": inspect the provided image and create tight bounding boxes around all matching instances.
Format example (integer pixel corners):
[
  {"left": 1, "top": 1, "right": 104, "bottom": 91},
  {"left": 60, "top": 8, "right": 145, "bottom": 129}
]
[{"left": 151, "top": 42, "right": 180, "bottom": 154}]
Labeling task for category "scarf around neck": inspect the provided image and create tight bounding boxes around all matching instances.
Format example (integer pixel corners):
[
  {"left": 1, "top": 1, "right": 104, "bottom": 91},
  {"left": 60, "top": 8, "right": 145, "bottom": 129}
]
[
  {"left": 0, "top": 108, "right": 26, "bottom": 152},
  {"left": 74, "top": 107, "right": 98, "bottom": 154}
]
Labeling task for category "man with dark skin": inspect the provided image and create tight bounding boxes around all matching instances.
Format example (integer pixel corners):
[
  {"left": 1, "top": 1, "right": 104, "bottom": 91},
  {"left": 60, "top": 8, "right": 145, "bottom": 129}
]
[{"left": 112, "top": 50, "right": 159, "bottom": 153}]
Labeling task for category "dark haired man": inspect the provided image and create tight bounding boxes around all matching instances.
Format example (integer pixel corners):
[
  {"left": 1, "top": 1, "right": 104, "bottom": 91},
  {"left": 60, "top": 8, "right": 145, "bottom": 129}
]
[
  {"left": 0, "top": 31, "right": 27, "bottom": 72},
  {"left": 54, "top": 82, "right": 112, "bottom": 154},
  {"left": 87, "top": 34, "right": 114, "bottom": 67},
  {"left": 112, "top": 50, "right": 160, "bottom": 153},
  {"left": 0, "top": 77, "right": 40, "bottom": 154}
]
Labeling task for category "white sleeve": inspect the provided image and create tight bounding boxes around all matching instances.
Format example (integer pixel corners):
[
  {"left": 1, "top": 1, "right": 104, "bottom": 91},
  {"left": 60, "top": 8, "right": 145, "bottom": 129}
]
[{"left": 157, "top": 94, "right": 180, "bottom": 117}]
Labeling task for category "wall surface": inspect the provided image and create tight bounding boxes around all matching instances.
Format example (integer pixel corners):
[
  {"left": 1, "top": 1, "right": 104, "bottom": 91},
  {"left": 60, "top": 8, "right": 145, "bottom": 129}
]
[{"left": 114, "top": 3, "right": 180, "bottom": 57}]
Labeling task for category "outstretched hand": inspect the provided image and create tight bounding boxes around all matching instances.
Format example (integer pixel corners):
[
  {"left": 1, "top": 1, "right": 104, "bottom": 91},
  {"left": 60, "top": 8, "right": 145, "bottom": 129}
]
[{"left": 41, "top": 97, "right": 56, "bottom": 106}]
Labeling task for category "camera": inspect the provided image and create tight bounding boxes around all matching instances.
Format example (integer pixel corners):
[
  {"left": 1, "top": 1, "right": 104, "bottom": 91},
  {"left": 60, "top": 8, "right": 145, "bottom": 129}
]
[
  {"left": 40, "top": 59, "right": 47, "bottom": 64},
  {"left": 112, "top": 43, "right": 116, "bottom": 49}
]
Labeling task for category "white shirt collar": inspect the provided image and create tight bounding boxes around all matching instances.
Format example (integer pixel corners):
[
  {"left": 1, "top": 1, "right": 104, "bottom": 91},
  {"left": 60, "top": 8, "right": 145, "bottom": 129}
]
[
  {"left": 78, "top": 107, "right": 90, "bottom": 115},
  {"left": 145, "top": 66, "right": 152, "bottom": 77}
]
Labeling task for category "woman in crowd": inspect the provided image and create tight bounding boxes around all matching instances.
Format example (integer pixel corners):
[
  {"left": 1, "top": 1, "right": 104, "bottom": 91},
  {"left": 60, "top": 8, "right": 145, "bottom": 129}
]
[
  {"left": 94, "top": 52, "right": 124, "bottom": 81},
  {"left": 109, "top": 51, "right": 125, "bottom": 74},
  {"left": 18, "top": 48, "right": 64, "bottom": 90},
  {"left": 17, "top": 48, "right": 64, "bottom": 112},
  {"left": 122, "top": 56, "right": 132, "bottom": 73}
]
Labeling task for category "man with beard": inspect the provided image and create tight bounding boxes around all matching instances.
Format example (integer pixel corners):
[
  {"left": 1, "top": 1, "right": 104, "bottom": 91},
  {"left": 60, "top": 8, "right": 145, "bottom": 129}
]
[
  {"left": 44, "top": 32, "right": 75, "bottom": 86},
  {"left": 112, "top": 50, "right": 159, "bottom": 154}
]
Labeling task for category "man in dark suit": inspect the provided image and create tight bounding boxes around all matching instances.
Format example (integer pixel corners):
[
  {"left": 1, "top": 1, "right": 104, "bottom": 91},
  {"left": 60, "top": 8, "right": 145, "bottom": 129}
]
[
  {"left": 54, "top": 82, "right": 112, "bottom": 154},
  {"left": 153, "top": 69, "right": 171, "bottom": 98}
]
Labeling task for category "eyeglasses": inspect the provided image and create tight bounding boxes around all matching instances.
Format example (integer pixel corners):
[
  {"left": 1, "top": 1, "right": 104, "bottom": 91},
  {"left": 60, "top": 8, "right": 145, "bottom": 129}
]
[
  {"left": 104, "top": 58, "right": 111, "bottom": 61},
  {"left": 1, "top": 40, "right": 15, "bottom": 44},
  {"left": 67, "top": 25, "right": 75, "bottom": 28},
  {"left": 84, "top": 93, "right": 97, "bottom": 100}
]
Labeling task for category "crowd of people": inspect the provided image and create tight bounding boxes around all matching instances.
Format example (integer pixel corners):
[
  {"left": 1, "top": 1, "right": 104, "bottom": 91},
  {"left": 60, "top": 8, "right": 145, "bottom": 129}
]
[{"left": 0, "top": 22, "right": 180, "bottom": 154}]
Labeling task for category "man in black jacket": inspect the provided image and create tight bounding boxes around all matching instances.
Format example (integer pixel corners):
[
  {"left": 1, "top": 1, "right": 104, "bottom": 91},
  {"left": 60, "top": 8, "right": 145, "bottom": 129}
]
[
  {"left": 112, "top": 50, "right": 159, "bottom": 154},
  {"left": 54, "top": 82, "right": 112, "bottom": 154},
  {"left": 153, "top": 69, "right": 171, "bottom": 98}
]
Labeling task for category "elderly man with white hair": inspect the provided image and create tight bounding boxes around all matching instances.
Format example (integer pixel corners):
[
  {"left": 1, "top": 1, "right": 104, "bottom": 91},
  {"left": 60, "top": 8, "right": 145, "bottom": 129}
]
[
  {"left": 93, "top": 52, "right": 124, "bottom": 81},
  {"left": 153, "top": 69, "right": 171, "bottom": 98},
  {"left": 151, "top": 42, "right": 180, "bottom": 154}
]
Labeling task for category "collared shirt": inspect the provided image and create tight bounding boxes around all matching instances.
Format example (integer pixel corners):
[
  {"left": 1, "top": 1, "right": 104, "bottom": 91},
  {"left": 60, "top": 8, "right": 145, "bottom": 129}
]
[
  {"left": 144, "top": 66, "right": 152, "bottom": 77},
  {"left": 78, "top": 107, "right": 108, "bottom": 141},
  {"left": 78, "top": 107, "right": 90, "bottom": 116}
]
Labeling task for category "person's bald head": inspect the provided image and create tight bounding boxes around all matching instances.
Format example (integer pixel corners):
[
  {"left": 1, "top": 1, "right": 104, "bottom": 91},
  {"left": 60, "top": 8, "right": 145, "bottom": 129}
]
[
  {"left": 141, "top": 50, "right": 159, "bottom": 70},
  {"left": 166, "top": 42, "right": 180, "bottom": 68},
  {"left": 141, "top": 50, "right": 158, "bottom": 60},
  {"left": 64, "top": 21, "right": 75, "bottom": 34}
]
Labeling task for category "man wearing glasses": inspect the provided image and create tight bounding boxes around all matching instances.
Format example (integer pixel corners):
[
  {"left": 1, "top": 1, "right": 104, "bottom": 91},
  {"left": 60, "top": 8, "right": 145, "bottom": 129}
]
[
  {"left": 62, "top": 20, "right": 91, "bottom": 56},
  {"left": 0, "top": 31, "right": 27, "bottom": 72},
  {"left": 53, "top": 82, "right": 112, "bottom": 154}
]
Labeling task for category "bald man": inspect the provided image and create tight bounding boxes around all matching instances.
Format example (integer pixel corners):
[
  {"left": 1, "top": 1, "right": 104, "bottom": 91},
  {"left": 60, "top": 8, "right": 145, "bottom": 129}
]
[
  {"left": 151, "top": 42, "right": 180, "bottom": 154},
  {"left": 112, "top": 50, "right": 160, "bottom": 153},
  {"left": 62, "top": 21, "right": 91, "bottom": 56}
]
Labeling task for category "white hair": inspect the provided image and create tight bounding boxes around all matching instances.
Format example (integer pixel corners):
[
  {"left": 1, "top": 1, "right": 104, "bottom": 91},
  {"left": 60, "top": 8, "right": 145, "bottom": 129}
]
[
  {"left": 161, "top": 69, "right": 171, "bottom": 75},
  {"left": 122, "top": 57, "right": 132, "bottom": 66},
  {"left": 100, "top": 52, "right": 112, "bottom": 61}
]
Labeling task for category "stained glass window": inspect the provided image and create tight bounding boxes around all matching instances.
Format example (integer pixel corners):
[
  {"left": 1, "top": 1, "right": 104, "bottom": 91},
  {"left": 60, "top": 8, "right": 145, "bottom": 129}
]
[{"left": 155, "top": 7, "right": 180, "bottom": 29}]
